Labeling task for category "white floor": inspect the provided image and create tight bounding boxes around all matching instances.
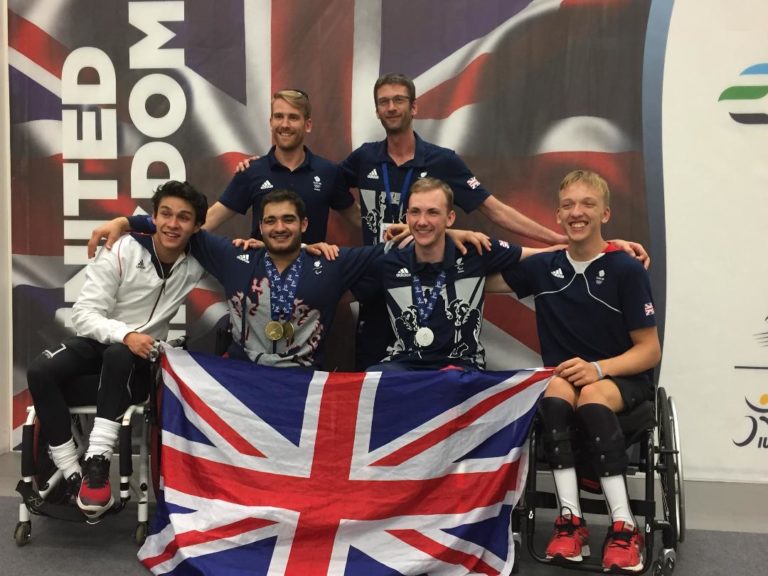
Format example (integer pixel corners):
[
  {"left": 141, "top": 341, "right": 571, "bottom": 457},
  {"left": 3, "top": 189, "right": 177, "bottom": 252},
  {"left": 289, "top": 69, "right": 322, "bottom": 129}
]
[{"left": 1, "top": 450, "right": 766, "bottom": 534}]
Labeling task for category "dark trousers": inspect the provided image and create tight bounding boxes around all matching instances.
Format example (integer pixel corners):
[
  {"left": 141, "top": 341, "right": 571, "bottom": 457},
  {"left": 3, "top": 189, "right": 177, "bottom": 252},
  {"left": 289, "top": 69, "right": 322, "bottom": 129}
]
[
  {"left": 26, "top": 336, "right": 151, "bottom": 446},
  {"left": 355, "top": 299, "right": 395, "bottom": 371}
]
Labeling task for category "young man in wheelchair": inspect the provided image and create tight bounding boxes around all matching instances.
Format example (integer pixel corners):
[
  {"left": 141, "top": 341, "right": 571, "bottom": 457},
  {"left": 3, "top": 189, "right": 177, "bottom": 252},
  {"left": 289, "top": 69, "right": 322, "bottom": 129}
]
[
  {"left": 497, "top": 170, "right": 661, "bottom": 572},
  {"left": 26, "top": 181, "right": 208, "bottom": 519}
]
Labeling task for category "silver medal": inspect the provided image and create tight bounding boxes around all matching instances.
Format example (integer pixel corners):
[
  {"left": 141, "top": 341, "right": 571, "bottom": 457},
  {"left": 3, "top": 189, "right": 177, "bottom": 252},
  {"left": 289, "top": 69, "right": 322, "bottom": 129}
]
[{"left": 415, "top": 327, "right": 434, "bottom": 347}]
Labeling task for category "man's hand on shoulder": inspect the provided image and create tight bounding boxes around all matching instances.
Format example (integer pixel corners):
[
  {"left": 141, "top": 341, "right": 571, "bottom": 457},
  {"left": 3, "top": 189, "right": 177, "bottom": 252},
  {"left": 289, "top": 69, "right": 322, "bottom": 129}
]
[
  {"left": 87, "top": 217, "right": 131, "bottom": 259},
  {"left": 305, "top": 242, "right": 340, "bottom": 261},
  {"left": 383, "top": 223, "right": 409, "bottom": 244},
  {"left": 232, "top": 237, "right": 264, "bottom": 250},
  {"left": 235, "top": 155, "right": 259, "bottom": 173},
  {"left": 610, "top": 239, "right": 650, "bottom": 269},
  {"left": 446, "top": 229, "right": 492, "bottom": 255}
]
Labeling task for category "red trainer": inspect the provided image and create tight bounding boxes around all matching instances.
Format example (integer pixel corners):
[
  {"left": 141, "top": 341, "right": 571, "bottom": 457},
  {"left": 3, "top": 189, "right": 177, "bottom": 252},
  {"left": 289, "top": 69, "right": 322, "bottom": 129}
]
[
  {"left": 602, "top": 521, "right": 645, "bottom": 572},
  {"left": 545, "top": 514, "right": 590, "bottom": 562},
  {"left": 77, "top": 455, "right": 114, "bottom": 518}
]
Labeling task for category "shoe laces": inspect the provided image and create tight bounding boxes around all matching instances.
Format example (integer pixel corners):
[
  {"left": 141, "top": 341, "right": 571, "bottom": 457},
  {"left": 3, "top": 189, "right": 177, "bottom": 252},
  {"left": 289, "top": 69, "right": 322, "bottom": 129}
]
[
  {"left": 606, "top": 524, "right": 635, "bottom": 551},
  {"left": 553, "top": 510, "right": 581, "bottom": 537},
  {"left": 84, "top": 455, "right": 110, "bottom": 488},
  {"left": 65, "top": 472, "right": 82, "bottom": 496}
]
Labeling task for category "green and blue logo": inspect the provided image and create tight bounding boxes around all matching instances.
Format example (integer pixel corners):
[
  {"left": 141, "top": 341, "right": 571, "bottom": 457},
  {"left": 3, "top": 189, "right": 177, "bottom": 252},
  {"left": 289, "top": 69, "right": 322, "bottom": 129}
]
[{"left": 719, "top": 63, "right": 768, "bottom": 124}]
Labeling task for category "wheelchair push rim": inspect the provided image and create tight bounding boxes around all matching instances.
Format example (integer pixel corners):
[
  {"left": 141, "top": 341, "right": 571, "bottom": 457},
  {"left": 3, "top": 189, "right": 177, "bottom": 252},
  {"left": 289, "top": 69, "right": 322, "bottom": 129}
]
[{"left": 656, "top": 387, "right": 684, "bottom": 547}]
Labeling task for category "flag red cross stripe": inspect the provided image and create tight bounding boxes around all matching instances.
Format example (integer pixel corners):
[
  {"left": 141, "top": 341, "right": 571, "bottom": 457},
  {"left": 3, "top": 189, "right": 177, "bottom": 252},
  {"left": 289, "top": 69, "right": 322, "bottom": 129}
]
[
  {"left": 143, "top": 517, "right": 276, "bottom": 570},
  {"left": 154, "top": 367, "right": 532, "bottom": 574},
  {"left": 388, "top": 529, "right": 499, "bottom": 576}
]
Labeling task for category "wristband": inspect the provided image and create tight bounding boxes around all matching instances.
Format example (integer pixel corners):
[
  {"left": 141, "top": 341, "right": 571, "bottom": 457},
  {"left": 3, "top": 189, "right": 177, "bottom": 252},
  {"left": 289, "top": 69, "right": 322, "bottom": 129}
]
[{"left": 591, "top": 361, "right": 604, "bottom": 380}]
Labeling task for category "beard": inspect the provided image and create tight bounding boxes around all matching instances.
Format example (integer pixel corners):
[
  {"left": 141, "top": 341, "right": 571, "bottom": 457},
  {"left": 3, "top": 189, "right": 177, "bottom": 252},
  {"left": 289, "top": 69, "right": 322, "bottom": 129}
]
[{"left": 264, "top": 235, "right": 302, "bottom": 256}]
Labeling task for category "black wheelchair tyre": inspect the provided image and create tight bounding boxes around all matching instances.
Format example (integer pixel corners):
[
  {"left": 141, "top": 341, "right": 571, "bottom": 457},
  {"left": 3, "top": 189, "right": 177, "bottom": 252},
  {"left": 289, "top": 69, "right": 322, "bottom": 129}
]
[
  {"left": 656, "top": 387, "right": 681, "bottom": 547},
  {"left": 14, "top": 521, "right": 31, "bottom": 546},
  {"left": 135, "top": 521, "right": 149, "bottom": 546},
  {"left": 669, "top": 395, "right": 686, "bottom": 542}
]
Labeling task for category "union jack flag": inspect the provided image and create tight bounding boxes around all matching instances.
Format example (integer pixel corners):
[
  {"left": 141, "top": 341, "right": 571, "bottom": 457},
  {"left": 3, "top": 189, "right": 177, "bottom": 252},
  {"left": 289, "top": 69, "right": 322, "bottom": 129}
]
[{"left": 138, "top": 349, "right": 552, "bottom": 575}]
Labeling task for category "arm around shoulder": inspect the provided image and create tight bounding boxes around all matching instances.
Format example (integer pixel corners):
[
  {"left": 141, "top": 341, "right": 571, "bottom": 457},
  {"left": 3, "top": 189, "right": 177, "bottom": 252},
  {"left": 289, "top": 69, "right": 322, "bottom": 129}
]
[
  {"left": 478, "top": 195, "right": 567, "bottom": 245},
  {"left": 87, "top": 217, "right": 131, "bottom": 259},
  {"left": 203, "top": 201, "right": 237, "bottom": 232}
]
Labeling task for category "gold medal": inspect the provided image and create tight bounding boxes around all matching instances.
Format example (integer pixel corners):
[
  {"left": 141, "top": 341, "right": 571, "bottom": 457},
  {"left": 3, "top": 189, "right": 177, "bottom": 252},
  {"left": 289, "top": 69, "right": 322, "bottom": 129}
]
[
  {"left": 265, "top": 320, "right": 284, "bottom": 341},
  {"left": 282, "top": 320, "right": 295, "bottom": 341}
]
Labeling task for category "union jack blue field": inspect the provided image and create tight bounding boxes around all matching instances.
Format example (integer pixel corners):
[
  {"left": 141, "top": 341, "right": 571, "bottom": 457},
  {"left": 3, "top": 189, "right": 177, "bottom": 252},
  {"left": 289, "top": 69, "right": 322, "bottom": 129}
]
[{"left": 138, "top": 349, "right": 551, "bottom": 575}]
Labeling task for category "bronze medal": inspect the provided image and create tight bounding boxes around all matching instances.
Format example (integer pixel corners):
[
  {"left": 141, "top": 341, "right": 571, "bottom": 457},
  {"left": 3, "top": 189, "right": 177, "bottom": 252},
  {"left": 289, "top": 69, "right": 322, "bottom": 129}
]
[
  {"left": 282, "top": 320, "right": 295, "bottom": 341},
  {"left": 265, "top": 320, "right": 284, "bottom": 341}
]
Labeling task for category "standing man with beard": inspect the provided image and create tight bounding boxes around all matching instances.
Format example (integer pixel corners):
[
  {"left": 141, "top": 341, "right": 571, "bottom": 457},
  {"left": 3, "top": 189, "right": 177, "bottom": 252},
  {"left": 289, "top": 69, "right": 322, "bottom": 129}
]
[{"left": 205, "top": 89, "right": 361, "bottom": 243}]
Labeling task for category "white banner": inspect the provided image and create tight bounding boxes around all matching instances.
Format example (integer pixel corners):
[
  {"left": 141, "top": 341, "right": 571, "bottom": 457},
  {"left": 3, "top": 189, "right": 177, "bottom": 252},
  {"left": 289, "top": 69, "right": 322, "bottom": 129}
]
[{"left": 661, "top": 0, "right": 768, "bottom": 482}]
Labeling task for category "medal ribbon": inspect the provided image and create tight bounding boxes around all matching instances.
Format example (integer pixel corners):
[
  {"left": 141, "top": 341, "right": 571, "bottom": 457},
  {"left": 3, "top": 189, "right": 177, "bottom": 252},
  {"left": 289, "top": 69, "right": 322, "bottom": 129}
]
[
  {"left": 381, "top": 163, "right": 414, "bottom": 220},
  {"left": 264, "top": 252, "right": 303, "bottom": 321},
  {"left": 411, "top": 270, "right": 447, "bottom": 325}
]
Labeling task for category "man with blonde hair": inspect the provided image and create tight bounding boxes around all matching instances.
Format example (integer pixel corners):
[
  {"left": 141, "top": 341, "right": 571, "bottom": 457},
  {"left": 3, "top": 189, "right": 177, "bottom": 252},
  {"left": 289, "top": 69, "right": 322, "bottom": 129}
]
[
  {"left": 498, "top": 170, "right": 661, "bottom": 572},
  {"left": 358, "top": 177, "right": 545, "bottom": 371},
  {"left": 205, "top": 89, "right": 360, "bottom": 242}
]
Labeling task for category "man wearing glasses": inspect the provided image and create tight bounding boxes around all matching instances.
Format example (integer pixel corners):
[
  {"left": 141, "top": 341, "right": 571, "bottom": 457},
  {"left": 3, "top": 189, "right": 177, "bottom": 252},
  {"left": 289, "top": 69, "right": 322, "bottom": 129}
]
[{"left": 342, "top": 73, "right": 571, "bottom": 369}]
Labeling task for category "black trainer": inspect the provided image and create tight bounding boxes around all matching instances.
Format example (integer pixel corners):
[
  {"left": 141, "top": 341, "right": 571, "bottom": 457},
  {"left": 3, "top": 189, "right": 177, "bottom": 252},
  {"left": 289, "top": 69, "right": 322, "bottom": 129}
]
[{"left": 77, "top": 455, "right": 114, "bottom": 518}]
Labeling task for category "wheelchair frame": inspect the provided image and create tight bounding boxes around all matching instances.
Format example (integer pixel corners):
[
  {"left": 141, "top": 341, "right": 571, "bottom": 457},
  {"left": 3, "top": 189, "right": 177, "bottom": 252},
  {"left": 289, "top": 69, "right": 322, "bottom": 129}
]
[
  {"left": 14, "top": 401, "right": 154, "bottom": 547},
  {"left": 512, "top": 385, "right": 685, "bottom": 576},
  {"left": 12, "top": 341, "right": 177, "bottom": 548}
]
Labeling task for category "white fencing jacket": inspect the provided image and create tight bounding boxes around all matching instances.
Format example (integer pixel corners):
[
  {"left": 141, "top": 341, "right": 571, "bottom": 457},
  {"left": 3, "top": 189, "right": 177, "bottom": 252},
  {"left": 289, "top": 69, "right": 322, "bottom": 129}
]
[{"left": 71, "top": 233, "right": 205, "bottom": 344}]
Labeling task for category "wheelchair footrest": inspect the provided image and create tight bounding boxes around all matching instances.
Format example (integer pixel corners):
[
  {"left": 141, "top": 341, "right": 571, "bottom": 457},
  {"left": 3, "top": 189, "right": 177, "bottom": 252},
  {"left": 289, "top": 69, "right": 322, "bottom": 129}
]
[
  {"left": 16, "top": 480, "right": 88, "bottom": 523},
  {"left": 16, "top": 480, "right": 127, "bottom": 523}
]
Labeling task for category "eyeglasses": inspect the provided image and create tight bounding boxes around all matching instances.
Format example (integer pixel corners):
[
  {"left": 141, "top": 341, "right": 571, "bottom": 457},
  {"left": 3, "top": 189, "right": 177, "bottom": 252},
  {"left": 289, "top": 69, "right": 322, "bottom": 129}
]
[{"left": 376, "top": 95, "right": 411, "bottom": 108}]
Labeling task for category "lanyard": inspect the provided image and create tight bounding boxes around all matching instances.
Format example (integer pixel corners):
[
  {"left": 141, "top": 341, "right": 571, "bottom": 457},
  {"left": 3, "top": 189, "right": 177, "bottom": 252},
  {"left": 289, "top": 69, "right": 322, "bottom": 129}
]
[
  {"left": 411, "top": 270, "right": 447, "bottom": 325},
  {"left": 263, "top": 252, "right": 304, "bottom": 321},
  {"left": 381, "top": 163, "right": 414, "bottom": 215}
]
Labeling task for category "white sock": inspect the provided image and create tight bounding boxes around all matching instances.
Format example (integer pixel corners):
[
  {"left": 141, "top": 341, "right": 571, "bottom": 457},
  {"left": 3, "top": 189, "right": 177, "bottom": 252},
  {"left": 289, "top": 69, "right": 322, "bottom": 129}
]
[
  {"left": 601, "top": 474, "right": 634, "bottom": 527},
  {"left": 85, "top": 417, "right": 121, "bottom": 460},
  {"left": 553, "top": 467, "right": 582, "bottom": 518},
  {"left": 49, "top": 438, "right": 81, "bottom": 479}
]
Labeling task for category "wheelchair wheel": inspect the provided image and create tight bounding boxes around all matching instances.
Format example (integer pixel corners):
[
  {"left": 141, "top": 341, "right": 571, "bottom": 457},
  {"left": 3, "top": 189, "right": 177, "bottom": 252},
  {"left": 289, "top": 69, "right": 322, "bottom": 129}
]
[
  {"left": 149, "top": 381, "right": 164, "bottom": 500},
  {"left": 135, "top": 521, "right": 149, "bottom": 546},
  {"left": 669, "top": 395, "right": 686, "bottom": 542},
  {"left": 657, "top": 387, "right": 683, "bottom": 546},
  {"left": 14, "top": 521, "right": 31, "bottom": 546}
]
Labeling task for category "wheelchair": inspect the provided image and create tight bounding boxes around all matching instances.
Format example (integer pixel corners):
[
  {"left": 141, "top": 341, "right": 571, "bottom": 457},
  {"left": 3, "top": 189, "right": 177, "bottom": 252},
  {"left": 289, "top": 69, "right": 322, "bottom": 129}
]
[
  {"left": 512, "top": 385, "right": 685, "bottom": 575},
  {"left": 13, "top": 340, "right": 177, "bottom": 548}
]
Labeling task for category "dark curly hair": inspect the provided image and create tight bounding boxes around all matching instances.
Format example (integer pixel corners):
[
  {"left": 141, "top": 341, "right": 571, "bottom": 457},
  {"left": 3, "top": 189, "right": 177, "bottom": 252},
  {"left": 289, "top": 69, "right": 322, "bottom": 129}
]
[
  {"left": 259, "top": 189, "right": 307, "bottom": 221},
  {"left": 151, "top": 180, "right": 208, "bottom": 226}
]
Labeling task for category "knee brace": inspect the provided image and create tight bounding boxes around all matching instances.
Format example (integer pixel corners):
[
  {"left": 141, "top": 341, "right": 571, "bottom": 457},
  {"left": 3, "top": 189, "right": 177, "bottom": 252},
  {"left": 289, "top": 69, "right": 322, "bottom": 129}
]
[
  {"left": 576, "top": 403, "right": 627, "bottom": 477},
  {"left": 539, "top": 397, "right": 577, "bottom": 470}
]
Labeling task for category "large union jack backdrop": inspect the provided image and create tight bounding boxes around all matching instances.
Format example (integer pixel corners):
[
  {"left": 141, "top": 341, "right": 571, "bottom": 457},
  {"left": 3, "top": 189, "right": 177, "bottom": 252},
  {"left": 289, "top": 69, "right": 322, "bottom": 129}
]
[
  {"left": 137, "top": 349, "right": 552, "bottom": 575},
  {"left": 8, "top": 0, "right": 652, "bottom": 441}
]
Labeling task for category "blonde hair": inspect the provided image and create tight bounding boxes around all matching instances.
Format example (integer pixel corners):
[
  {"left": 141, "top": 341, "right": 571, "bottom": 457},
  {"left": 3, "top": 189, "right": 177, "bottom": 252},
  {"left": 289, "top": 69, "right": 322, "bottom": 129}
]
[
  {"left": 272, "top": 89, "right": 311, "bottom": 119},
  {"left": 408, "top": 177, "right": 454, "bottom": 211},
  {"left": 559, "top": 170, "right": 610, "bottom": 206}
]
